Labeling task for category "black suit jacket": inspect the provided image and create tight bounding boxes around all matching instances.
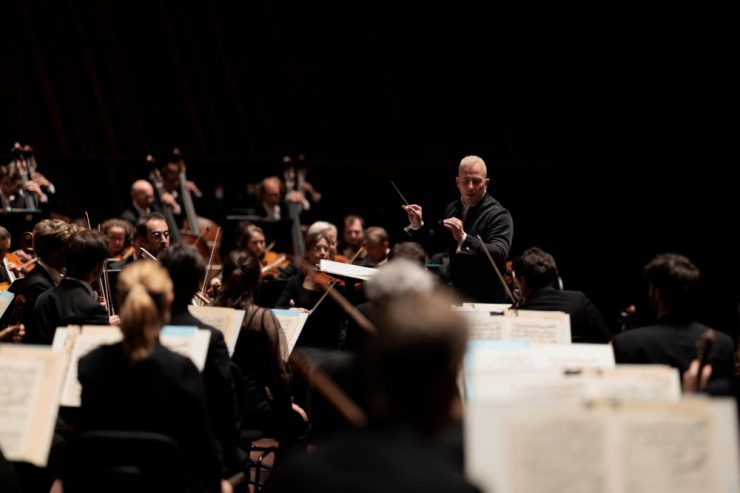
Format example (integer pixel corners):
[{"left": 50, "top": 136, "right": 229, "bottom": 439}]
[
  {"left": 78, "top": 341, "right": 222, "bottom": 493},
  {"left": 407, "top": 193, "right": 513, "bottom": 302},
  {"left": 612, "top": 316, "right": 736, "bottom": 393},
  {"left": 266, "top": 425, "right": 482, "bottom": 493},
  {"left": 170, "top": 307, "right": 243, "bottom": 475},
  {"left": 33, "top": 279, "right": 109, "bottom": 345},
  {"left": 14, "top": 264, "right": 56, "bottom": 345},
  {"left": 518, "top": 286, "right": 612, "bottom": 343}
]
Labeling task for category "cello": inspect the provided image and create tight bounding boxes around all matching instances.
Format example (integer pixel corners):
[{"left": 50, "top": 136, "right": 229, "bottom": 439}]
[{"left": 169, "top": 148, "right": 222, "bottom": 282}]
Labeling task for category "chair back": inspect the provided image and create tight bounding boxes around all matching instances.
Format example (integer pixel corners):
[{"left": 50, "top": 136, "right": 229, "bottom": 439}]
[{"left": 63, "top": 430, "right": 188, "bottom": 493}]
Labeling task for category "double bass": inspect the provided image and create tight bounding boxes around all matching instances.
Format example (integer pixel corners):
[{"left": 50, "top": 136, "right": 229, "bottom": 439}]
[{"left": 169, "top": 149, "right": 223, "bottom": 282}]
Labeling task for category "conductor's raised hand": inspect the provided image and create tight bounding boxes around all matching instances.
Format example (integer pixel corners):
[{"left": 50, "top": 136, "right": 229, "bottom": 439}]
[
  {"left": 442, "top": 217, "right": 465, "bottom": 242},
  {"left": 403, "top": 204, "right": 423, "bottom": 228}
]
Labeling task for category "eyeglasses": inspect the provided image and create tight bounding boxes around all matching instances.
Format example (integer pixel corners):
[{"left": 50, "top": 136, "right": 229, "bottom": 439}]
[{"left": 150, "top": 231, "right": 170, "bottom": 240}]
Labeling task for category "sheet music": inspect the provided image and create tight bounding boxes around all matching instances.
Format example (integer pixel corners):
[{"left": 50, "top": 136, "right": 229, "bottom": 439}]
[
  {"left": 466, "top": 366, "right": 680, "bottom": 404},
  {"left": 318, "top": 259, "right": 378, "bottom": 281},
  {"left": 458, "top": 309, "right": 571, "bottom": 344},
  {"left": 188, "top": 305, "right": 245, "bottom": 356},
  {"left": 467, "top": 341, "right": 615, "bottom": 376},
  {"left": 0, "top": 344, "right": 66, "bottom": 466},
  {"left": 459, "top": 302, "right": 512, "bottom": 313},
  {"left": 466, "top": 398, "right": 736, "bottom": 493},
  {"left": 0, "top": 290, "right": 14, "bottom": 319},
  {"left": 271, "top": 309, "right": 307, "bottom": 359},
  {"left": 54, "top": 326, "right": 121, "bottom": 407},
  {"left": 160, "top": 326, "right": 210, "bottom": 371}
]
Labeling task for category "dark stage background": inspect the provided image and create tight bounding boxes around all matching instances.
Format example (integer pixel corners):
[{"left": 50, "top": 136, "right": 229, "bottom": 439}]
[{"left": 1, "top": 3, "right": 736, "bottom": 334}]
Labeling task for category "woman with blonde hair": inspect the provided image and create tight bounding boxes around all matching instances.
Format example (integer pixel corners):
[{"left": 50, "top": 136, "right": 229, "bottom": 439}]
[{"left": 77, "top": 260, "right": 225, "bottom": 493}]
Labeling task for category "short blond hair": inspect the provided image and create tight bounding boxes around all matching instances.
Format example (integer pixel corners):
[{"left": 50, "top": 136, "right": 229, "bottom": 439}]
[{"left": 459, "top": 155, "right": 487, "bottom": 177}]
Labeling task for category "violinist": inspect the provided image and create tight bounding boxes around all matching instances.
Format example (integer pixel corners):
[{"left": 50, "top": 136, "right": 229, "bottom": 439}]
[
  {"left": 110, "top": 213, "right": 171, "bottom": 269},
  {"left": 238, "top": 223, "right": 286, "bottom": 279},
  {"left": 276, "top": 232, "right": 346, "bottom": 350},
  {"left": 0, "top": 226, "right": 22, "bottom": 286},
  {"left": 306, "top": 221, "right": 342, "bottom": 261},
  {"left": 34, "top": 230, "right": 117, "bottom": 345},
  {"left": 100, "top": 218, "right": 134, "bottom": 261}
]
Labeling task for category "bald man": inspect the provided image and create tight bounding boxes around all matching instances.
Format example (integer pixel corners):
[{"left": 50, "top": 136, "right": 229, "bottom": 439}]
[
  {"left": 404, "top": 155, "right": 513, "bottom": 302},
  {"left": 121, "top": 179, "right": 156, "bottom": 225}
]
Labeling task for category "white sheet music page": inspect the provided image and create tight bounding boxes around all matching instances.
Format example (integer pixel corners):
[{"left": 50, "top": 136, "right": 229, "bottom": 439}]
[
  {"left": 271, "top": 309, "right": 307, "bottom": 359},
  {"left": 0, "top": 344, "right": 67, "bottom": 466},
  {"left": 188, "top": 305, "right": 245, "bottom": 356},
  {"left": 318, "top": 259, "right": 378, "bottom": 281}
]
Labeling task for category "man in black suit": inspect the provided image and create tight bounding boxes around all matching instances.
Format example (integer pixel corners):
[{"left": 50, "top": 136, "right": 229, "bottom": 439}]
[
  {"left": 513, "top": 247, "right": 612, "bottom": 343},
  {"left": 159, "top": 244, "right": 245, "bottom": 477},
  {"left": 612, "top": 253, "right": 736, "bottom": 393},
  {"left": 404, "top": 155, "right": 513, "bottom": 302},
  {"left": 34, "top": 230, "right": 113, "bottom": 344},
  {"left": 11, "top": 219, "right": 74, "bottom": 344}
]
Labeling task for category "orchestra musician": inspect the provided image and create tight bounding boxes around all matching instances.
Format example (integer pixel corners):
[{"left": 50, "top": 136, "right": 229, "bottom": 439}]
[
  {"left": 100, "top": 218, "right": 135, "bottom": 260},
  {"left": 110, "top": 213, "right": 171, "bottom": 269},
  {"left": 340, "top": 214, "right": 365, "bottom": 260},
  {"left": 238, "top": 223, "right": 287, "bottom": 279},
  {"left": 0, "top": 226, "right": 23, "bottom": 287}
]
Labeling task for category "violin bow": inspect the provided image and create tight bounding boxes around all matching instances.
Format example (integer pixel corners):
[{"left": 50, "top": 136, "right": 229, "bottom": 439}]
[
  {"left": 84, "top": 212, "right": 112, "bottom": 317},
  {"left": 306, "top": 246, "right": 366, "bottom": 315},
  {"left": 199, "top": 226, "right": 222, "bottom": 299},
  {"left": 475, "top": 235, "right": 518, "bottom": 306}
]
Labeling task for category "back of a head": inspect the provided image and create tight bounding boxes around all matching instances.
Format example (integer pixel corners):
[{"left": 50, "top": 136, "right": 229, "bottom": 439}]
[
  {"left": 644, "top": 253, "right": 701, "bottom": 318},
  {"left": 214, "top": 249, "right": 260, "bottom": 308},
  {"left": 65, "top": 230, "right": 109, "bottom": 279},
  {"left": 367, "top": 289, "right": 467, "bottom": 434},
  {"left": 33, "top": 219, "right": 74, "bottom": 261},
  {"left": 390, "top": 241, "right": 428, "bottom": 267},
  {"left": 159, "top": 244, "right": 205, "bottom": 304},
  {"left": 512, "top": 247, "right": 559, "bottom": 291},
  {"left": 117, "top": 261, "right": 173, "bottom": 363},
  {"left": 364, "top": 226, "right": 388, "bottom": 246},
  {"left": 364, "top": 258, "right": 435, "bottom": 303}
]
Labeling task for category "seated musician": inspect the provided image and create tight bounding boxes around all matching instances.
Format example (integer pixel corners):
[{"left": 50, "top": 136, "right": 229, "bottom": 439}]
[
  {"left": 512, "top": 247, "right": 612, "bottom": 344},
  {"left": 34, "top": 230, "right": 118, "bottom": 345},
  {"left": 11, "top": 219, "right": 76, "bottom": 345},
  {"left": 339, "top": 214, "right": 365, "bottom": 260},
  {"left": 612, "top": 253, "right": 736, "bottom": 394},
  {"left": 160, "top": 244, "right": 245, "bottom": 477},
  {"left": 120, "top": 179, "right": 178, "bottom": 226},
  {"left": 356, "top": 226, "right": 391, "bottom": 267},
  {"left": 212, "top": 250, "right": 308, "bottom": 446},
  {"left": 100, "top": 218, "right": 134, "bottom": 260},
  {"left": 0, "top": 163, "right": 49, "bottom": 211},
  {"left": 276, "top": 232, "right": 346, "bottom": 350},
  {"left": 238, "top": 223, "right": 286, "bottom": 279},
  {"left": 76, "top": 261, "right": 226, "bottom": 493},
  {"left": 0, "top": 226, "right": 22, "bottom": 286},
  {"left": 109, "top": 212, "right": 171, "bottom": 269},
  {"left": 306, "top": 221, "right": 340, "bottom": 261}
]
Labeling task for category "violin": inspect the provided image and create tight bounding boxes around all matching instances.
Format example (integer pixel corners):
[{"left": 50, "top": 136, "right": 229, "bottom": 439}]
[{"left": 260, "top": 250, "right": 289, "bottom": 279}]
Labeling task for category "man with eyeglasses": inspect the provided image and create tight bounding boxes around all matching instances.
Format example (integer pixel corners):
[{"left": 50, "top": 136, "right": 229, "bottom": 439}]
[
  {"left": 403, "top": 155, "right": 513, "bottom": 302},
  {"left": 110, "top": 212, "right": 171, "bottom": 270}
]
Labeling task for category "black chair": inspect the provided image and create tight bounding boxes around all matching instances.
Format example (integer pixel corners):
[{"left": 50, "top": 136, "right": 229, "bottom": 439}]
[
  {"left": 63, "top": 431, "right": 188, "bottom": 493},
  {"left": 230, "top": 362, "right": 279, "bottom": 491}
]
